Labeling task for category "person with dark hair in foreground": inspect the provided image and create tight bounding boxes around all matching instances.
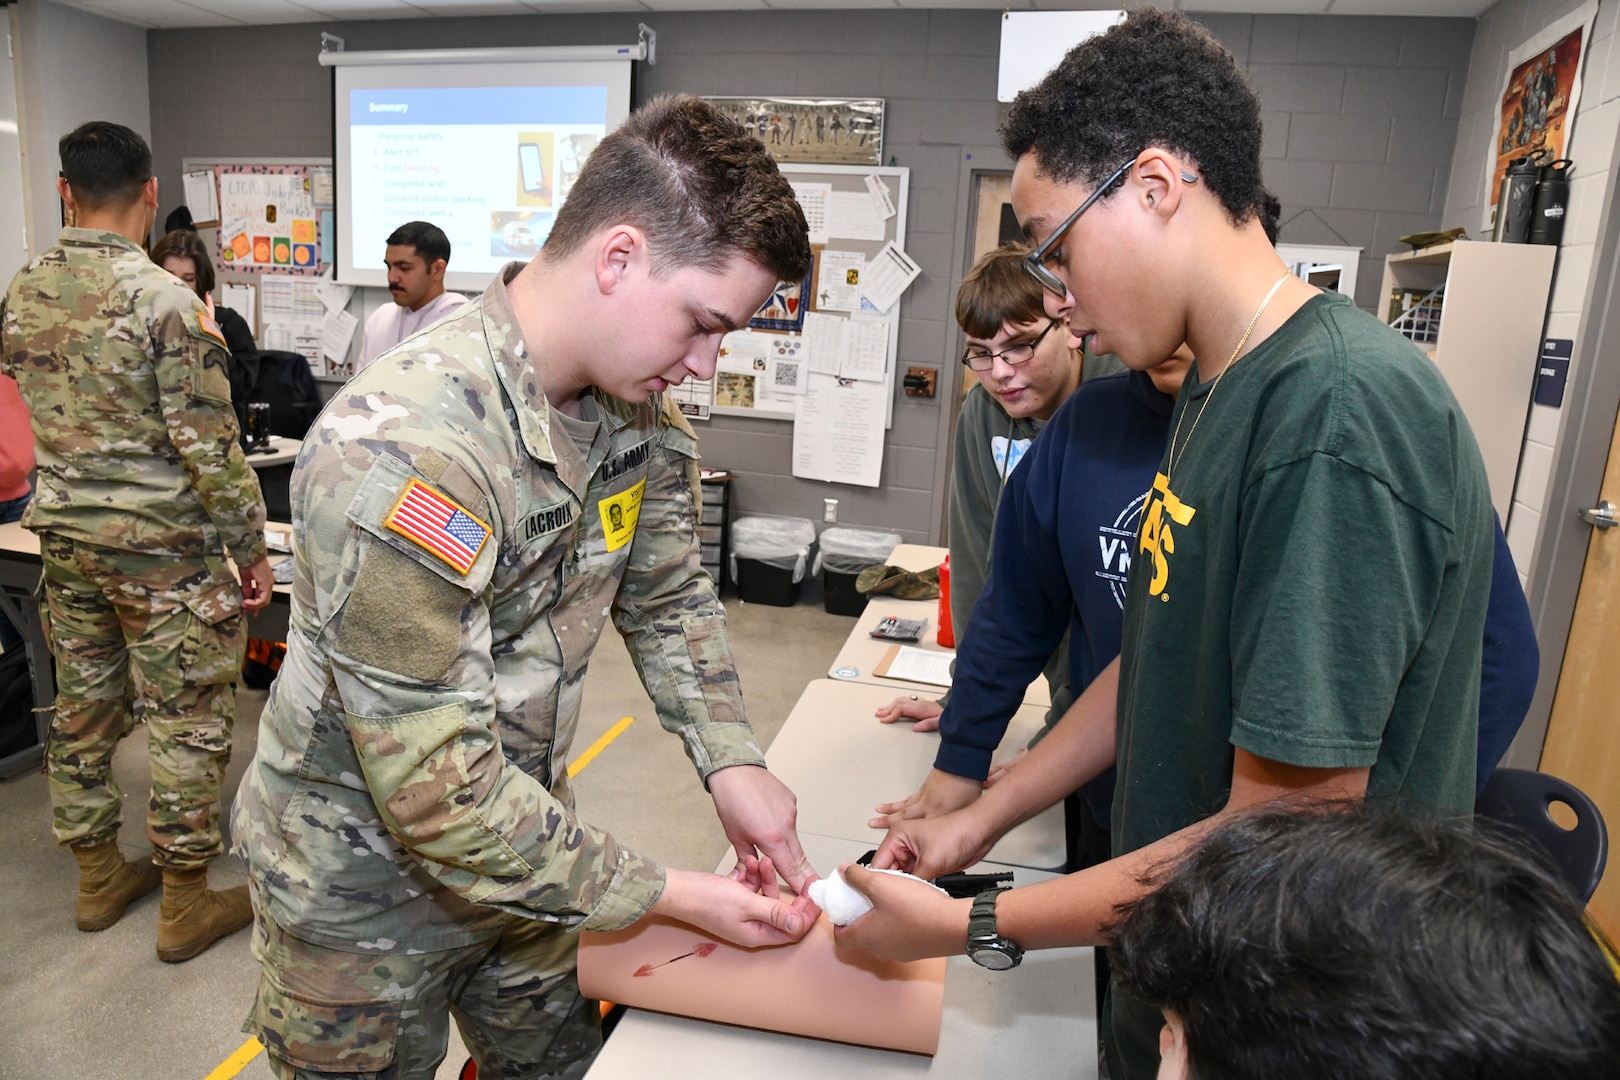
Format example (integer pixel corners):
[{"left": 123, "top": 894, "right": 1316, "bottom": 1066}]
[
  {"left": 234, "top": 94, "right": 819, "bottom": 1079},
  {"left": 356, "top": 218, "right": 467, "bottom": 371},
  {"left": 835, "top": 13, "right": 1497, "bottom": 1079},
  {"left": 1109, "top": 806, "right": 1620, "bottom": 1080}
]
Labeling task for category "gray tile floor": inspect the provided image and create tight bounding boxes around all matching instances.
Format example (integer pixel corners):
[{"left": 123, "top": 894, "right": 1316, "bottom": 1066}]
[{"left": 0, "top": 594, "right": 857, "bottom": 1080}]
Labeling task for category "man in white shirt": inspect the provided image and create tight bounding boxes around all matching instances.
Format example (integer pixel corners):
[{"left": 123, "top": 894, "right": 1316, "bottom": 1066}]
[{"left": 357, "top": 220, "right": 468, "bottom": 371}]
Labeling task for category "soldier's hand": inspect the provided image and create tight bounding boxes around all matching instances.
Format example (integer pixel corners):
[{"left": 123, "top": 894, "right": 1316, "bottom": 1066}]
[
  {"left": 240, "top": 556, "right": 275, "bottom": 614},
  {"left": 708, "top": 764, "right": 818, "bottom": 895},
  {"left": 651, "top": 867, "right": 818, "bottom": 948}
]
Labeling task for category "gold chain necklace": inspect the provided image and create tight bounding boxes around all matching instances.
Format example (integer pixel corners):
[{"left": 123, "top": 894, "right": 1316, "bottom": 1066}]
[{"left": 1165, "top": 272, "right": 1292, "bottom": 483}]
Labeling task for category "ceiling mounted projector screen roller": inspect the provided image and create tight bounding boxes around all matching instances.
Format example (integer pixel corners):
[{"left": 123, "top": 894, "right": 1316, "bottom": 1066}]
[{"left": 334, "top": 57, "right": 633, "bottom": 292}]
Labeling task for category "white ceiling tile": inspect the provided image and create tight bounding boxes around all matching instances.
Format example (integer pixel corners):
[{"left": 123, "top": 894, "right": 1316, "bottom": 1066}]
[
  {"left": 299, "top": 6, "right": 431, "bottom": 17},
  {"left": 59, "top": 0, "right": 1505, "bottom": 29},
  {"left": 291, "top": 0, "right": 430, "bottom": 13},
  {"left": 61, "top": 0, "right": 247, "bottom": 27},
  {"left": 183, "top": 0, "right": 335, "bottom": 21},
  {"left": 397, "top": 0, "right": 520, "bottom": 10}
]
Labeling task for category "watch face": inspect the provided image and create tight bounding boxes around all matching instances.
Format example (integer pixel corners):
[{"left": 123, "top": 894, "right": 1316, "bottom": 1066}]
[{"left": 971, "top": 945, "right": 1017, "bottom": 971}]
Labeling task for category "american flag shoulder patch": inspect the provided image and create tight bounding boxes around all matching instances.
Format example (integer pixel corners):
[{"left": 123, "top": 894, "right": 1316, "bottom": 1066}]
[{"left": 384, "top": 478, "right": 491, "bottom": 576}]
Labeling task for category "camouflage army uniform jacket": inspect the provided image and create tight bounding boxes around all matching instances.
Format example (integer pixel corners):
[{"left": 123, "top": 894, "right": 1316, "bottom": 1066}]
[
  {"left": 233, "top": 263, "right": 765, "bottom": 953},
  {"left": 0, "top": 228, "right": 266, "bottom": 567}
]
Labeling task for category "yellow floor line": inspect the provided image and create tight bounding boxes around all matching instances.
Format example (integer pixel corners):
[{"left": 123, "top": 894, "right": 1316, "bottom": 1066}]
[
  {"left": 569, "top": 716, "right": 635, "bottom": 777},
  {"left": 202, "top": 1037, "right": 264, "bottom": 1080},
  {"left": 204, "top": 716, "right": 636, "bottom": 1079}
]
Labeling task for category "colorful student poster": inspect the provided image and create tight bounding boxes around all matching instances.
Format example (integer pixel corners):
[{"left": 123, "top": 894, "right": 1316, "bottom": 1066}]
[{"left": 215, "top": 165, "right": 325, "bottom": 276}]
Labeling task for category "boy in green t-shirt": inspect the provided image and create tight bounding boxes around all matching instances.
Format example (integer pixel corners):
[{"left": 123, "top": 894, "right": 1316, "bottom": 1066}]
[{"left": 833, "top": 11, "right": 1495, "bottom": 1080}]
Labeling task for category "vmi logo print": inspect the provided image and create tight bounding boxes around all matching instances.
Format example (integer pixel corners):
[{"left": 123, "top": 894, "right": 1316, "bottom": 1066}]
[{"left": 1137, "top": 471, "right": 1196, "bottom": 599}]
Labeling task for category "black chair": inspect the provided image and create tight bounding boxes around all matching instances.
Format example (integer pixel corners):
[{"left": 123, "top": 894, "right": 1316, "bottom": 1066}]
[
  {"left": 1476, "top": 767, "right": 1609, "bottom": 902},
  {"left": 230, "top": 350, "right": 322, "bottom": 440}
]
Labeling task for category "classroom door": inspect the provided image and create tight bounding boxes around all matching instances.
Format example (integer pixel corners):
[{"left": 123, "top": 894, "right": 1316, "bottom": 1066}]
[
  {"left": 1538, "top": 400, "right": 1620, "bottom": 938},
  {"left": 961, "top": 172, "right": 1014, "bottom": 402},
  {"left": 938, "top": 171, "right": 1017, "bottom": 543}
]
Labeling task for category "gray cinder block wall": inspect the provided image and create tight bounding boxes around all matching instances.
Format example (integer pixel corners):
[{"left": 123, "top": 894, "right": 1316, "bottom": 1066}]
[{"left": 147, "top": 11, "right": 1472, "bottom": 542}]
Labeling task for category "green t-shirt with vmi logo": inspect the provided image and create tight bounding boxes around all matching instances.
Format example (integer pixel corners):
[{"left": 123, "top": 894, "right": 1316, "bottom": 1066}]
[{"left": 1115, "top": 289, "right": 1493, "bottom": 858}]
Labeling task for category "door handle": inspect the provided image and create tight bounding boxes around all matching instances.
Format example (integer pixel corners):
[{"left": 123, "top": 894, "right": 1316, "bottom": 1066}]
[{"left": 1578, "top": 499, "right": 1617, "bottom": 529}]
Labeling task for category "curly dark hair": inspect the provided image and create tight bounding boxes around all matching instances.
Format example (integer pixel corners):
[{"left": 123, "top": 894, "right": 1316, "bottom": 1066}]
[
  {"left": 1001, "top": 8, "right": 1268, "bottom": 230},
  {"left": 543, "top": 94, "right": 810, "bottom": 284},
  {"left": 1107, "top": 805, "right": 1620, "bottom": 1080}
]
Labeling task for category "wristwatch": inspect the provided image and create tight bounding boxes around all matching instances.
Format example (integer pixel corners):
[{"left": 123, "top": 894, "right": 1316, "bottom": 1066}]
[{"left": 966, "top": 887, "right": 1023, "bottom": 970}]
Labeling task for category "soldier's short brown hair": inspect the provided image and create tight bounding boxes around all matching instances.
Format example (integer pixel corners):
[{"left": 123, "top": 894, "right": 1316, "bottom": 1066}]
[
  {"left": 150, "top": 230, "right": 216, "bottom": 298},
  {"left": 956, "top": 243, "right": 1049, "bottom": 340},
  {"left": 542, "top": 94, "right": 810, "bottom": 284},
  {"left": 59, "top": 121, "right": 152, "bottom": 211}
]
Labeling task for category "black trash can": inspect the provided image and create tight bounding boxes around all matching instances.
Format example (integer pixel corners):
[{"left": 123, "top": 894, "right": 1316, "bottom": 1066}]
[
  {"left": 815, "top": 527, "right": 903, "bottom": 616},
  {"left": 730, "top": 516, "right": 817, "bottom": 606}
]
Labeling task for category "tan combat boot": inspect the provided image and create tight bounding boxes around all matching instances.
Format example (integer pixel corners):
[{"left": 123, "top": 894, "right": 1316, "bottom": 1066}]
[
  {"left": 71, "top": 841, "right": 162, "bottom": 931},
  {"left": 155, "top": 867, "right": 253, "bottom": 963}
]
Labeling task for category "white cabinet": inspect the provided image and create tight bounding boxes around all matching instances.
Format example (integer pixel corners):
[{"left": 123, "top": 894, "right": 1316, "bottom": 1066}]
[{"left": 1379, "top": 241, "right": 1556, "bottom": 519}]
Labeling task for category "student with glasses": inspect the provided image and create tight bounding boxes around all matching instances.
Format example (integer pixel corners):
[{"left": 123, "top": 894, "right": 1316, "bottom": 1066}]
[
  {"left": 874, "top": 243, "right": 1117, "bottom": 737},
  {"left": 835, "top": 14, "right": 1497, "bottom": 1080}
]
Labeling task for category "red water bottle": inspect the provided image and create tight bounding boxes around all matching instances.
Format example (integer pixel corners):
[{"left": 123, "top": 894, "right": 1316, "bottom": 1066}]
[{"left": 937, "top": 555, "right": 954, "bottom": 647}]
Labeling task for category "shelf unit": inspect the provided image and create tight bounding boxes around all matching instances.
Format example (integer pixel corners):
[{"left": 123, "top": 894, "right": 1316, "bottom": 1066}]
[
  {"left": 1379, "top": 241, "right": 1556, "bottom": 519},
  {"left": 698, "top": 474, "right": 733, "bottom": 595}
]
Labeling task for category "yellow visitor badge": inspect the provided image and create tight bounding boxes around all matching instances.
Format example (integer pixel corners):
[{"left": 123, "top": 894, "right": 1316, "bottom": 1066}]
[{"left": 598, "top": 480, "right": 645, "bottom": 552}]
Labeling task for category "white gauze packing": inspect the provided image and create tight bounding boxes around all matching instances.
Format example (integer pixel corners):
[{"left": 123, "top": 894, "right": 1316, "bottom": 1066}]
[{"left": 807, "top": 867, "right": 949, "bottom": 926}]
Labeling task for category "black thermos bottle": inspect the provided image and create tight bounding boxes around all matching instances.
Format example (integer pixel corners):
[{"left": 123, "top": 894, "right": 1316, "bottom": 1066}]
[
  {"left": 1494, "top": 155, "right": 1541, "bottom": 243},
  {"left": 1529, "top": 159, "right": 1573, "bottom": 246}
]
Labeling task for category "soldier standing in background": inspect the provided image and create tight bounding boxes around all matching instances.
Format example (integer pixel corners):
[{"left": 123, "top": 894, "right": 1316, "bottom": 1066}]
[
  {"left": 0, "top": 121, "right": 274, "bottom": 962},
  {"left": 234, "top": 95, "right": 820, "bottom": 1079}
]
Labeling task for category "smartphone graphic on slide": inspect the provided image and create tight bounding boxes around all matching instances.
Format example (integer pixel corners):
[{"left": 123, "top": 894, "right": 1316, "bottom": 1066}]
[{"left": 519, "top": 143, "right": 546, "bottom": 195}]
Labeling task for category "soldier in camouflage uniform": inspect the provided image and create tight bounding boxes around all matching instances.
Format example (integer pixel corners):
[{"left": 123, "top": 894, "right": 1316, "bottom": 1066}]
[
  {"left": 233, "top": 95, "right": 821, "bottom": 1079},
  {"left": 0, "top": 122, "right": 275, "bottom": 962}
]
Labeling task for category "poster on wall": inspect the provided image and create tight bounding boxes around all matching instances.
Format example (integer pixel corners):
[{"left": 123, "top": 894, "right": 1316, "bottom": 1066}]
[
  {"left": 1483, "top": 1, "right": 1597, "bottom": 231},
  {"left": 215, "top": 165, "right": 325, "bottom": 276},
  {"left": 705, "top": 97, "right": 884, "bottom": 167}
]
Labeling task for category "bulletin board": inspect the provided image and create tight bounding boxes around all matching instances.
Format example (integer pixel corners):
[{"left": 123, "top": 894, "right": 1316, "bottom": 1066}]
[
  {"left": 212, "top": 164, "right": 327, "bottom": 276},
  {"left": 179, "top": 157, "right": 353, "bottom": 377},
  {"left": 671, "top": 164, "right": 910, "bottom": 437}
]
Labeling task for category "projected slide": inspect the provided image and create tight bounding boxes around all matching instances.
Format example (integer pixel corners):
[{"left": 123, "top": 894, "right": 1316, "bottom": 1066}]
[{"left": 348, "top": 86, "right": 608, "bottom": 280}]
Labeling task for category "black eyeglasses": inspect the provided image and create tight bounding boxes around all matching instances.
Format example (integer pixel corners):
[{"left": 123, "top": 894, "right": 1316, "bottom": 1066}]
[
  {"left": 961, "top": 318, "right": 1062, "bottom": 371},
  {"left": 1023, "top": 157, "right": 1139, "bottom": 297}
]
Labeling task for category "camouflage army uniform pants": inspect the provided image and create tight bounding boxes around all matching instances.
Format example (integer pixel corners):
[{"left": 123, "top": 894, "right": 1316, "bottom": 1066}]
[
  {"left": 38, "top": 534, "right": 244, "bottom": 869},
  {"left": 247, "top": 909, "right": 602, "bottom": 1080}
]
